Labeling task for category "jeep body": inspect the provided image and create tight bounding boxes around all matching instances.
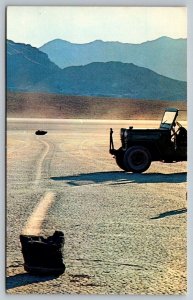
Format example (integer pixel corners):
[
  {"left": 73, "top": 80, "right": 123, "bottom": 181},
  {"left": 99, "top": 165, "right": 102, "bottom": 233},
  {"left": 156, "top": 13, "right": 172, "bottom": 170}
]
[{"left": 109, "top": 108, "right": 187, "bottom": 173}]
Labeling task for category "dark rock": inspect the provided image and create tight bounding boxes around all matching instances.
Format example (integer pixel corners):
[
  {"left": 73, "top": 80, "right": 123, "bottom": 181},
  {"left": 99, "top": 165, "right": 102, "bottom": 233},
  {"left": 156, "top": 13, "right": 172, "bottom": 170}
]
[
  {"left": 35, "top": 130, "right": 47, "bottom": 135},
  {"left": 20, "top": 231, "right": 65, "bottom": 275}
]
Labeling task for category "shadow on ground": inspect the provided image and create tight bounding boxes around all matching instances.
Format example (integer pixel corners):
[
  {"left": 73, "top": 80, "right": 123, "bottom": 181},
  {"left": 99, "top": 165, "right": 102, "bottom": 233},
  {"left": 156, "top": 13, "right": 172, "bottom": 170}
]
[
  {"left": 50, "top": 171, "right": 186, "bottom": 186},
  {"left": 150, "top": 208, "right": 187, "bottom": 220},
  {"left": 6, "top": 273, "right": 60, "bottom": 290}
]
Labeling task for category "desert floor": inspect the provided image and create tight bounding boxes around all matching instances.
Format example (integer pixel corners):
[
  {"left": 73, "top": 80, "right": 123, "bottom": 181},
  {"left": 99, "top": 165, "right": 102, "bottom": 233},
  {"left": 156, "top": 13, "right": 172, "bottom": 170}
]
[{"left": 6, "top": 118, "right": 187, "bottom": 295}]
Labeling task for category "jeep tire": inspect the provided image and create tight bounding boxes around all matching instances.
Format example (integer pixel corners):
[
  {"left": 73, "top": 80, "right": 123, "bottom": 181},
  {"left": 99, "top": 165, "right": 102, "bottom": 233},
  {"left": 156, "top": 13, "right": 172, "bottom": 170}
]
[
  {"left": 115, "top": 148, "right": 129, "bottom": 171},
  {"left": 124, "top": 146, "right": 151, "bottom": 173}
]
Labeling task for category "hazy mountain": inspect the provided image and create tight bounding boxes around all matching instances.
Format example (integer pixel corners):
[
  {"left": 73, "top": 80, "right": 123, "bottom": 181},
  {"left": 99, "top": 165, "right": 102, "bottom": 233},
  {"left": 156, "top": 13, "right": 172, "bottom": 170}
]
[
  {"left": 7, "top": 40, "right": 186, "bottom": 100},
  {"left": 7, "top": 40, "right": 60, "bottom": 91},
  {"left": 34, "top": 61, "right": 186, "bottom": 100},
  {"left": 39, "top": 37, "right": 187, "bottom": 81}
]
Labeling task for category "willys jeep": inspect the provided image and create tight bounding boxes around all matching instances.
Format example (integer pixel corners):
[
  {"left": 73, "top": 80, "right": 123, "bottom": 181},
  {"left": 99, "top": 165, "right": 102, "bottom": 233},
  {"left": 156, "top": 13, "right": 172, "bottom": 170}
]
[{"left": 109, "top": 108, "right": 187, "bottom": 173}]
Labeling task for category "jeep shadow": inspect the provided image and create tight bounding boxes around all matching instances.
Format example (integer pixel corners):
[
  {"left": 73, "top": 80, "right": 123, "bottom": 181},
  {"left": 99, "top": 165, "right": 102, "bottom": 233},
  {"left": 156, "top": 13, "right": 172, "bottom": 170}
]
[{"left": 50, "top": 171, "right": 186, "bottom": 186}]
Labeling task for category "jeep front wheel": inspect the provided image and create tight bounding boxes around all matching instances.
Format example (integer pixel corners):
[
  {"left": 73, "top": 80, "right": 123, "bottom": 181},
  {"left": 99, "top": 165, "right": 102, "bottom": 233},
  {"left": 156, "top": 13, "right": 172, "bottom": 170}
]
[
  {"left": 115, "top": 148, "right": 130, "bottom": 171},
  {"left": 123, "top": 146, "right": 151, "bottom": 173}
]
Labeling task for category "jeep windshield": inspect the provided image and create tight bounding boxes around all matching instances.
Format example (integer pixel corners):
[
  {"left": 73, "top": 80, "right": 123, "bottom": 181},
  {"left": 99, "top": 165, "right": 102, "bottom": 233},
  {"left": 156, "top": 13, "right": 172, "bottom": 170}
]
[{"left": 160, "top": 108, "right": 178, "bottom": 130}]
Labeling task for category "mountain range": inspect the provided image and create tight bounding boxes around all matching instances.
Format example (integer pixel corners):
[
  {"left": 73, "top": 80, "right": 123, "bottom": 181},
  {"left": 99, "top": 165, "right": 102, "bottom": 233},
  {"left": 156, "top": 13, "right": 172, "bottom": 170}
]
[
  {"left": 7, "top": 40, "right": 60, "bottom": 91},
  {"left": 33, "top": 61, "right": 186, "bottom": 100},
  {"left": 7, "top": 39, "right": 187, "bottom": 101},
  {"left": 39, "top": 37, "right": 187, "bottom": 81}
]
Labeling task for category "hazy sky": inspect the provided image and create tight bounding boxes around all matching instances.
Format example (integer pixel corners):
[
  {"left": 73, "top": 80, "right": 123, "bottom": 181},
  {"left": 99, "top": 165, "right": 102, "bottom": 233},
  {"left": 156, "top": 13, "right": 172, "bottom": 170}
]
[{"left": 7, "top": 6, "right": 187, "bottom": 47}]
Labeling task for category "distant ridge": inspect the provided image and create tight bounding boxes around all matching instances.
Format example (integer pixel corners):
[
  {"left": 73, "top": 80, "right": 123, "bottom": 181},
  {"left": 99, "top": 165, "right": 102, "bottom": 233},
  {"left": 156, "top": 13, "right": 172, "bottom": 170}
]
[
  {"left": 33, "top": 61, "right": 187, "bottom": 101},
  {"left": 39, "top": 36, "right": 187, "bottom": 81},
  {"left": 6, "top": 40, "right": 187, "bottom": 101}
]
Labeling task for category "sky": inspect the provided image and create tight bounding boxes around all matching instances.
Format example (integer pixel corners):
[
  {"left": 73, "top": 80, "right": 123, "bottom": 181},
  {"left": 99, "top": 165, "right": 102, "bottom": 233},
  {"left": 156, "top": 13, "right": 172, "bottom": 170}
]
[{"left": 7, "top": 6, "right": 187, "bottom": 47}]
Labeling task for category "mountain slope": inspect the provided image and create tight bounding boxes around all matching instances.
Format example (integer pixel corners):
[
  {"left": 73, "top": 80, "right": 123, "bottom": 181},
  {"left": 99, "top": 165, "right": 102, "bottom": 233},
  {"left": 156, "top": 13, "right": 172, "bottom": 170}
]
[
  {"left": 7, "top": 40, "right": 60, "bottom": 91},
  {"left": 39, "top": 37, "right": 187, "bottom": 81},
  {"left": 7, "top": 92, "right": 187, "bottom": 119},
  {"left": 34, "top": 61, "right": 186, "bottom": 100}
]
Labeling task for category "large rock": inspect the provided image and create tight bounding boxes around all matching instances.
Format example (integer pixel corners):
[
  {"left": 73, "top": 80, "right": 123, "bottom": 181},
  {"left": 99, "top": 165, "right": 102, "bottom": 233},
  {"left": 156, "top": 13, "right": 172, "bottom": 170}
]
[{"left": 20, "top": 231, "right": 65, "bottom": 275}]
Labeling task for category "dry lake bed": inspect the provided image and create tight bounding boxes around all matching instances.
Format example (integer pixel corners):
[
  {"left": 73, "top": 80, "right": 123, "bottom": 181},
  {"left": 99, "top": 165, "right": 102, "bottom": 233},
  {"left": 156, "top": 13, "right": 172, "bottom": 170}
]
[{"left": 6, "top": 118, "right": 187, "bottom": 294}]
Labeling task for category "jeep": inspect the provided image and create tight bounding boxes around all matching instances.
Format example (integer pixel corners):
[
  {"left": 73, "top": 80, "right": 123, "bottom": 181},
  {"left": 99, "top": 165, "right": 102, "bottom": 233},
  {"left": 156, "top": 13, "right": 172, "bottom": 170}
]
[{"left": 109, "top": 108, "right": 187, "bottom": 173}]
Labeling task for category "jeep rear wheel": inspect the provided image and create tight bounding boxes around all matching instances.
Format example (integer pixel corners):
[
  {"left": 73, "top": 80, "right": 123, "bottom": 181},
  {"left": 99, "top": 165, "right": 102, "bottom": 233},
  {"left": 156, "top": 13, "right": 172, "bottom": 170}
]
[
  {"left": 115, "top": 148, "right": 129, "bottom": 171},
  {"left": 124, "top": 146, "right": 151, "bottom": 173}
]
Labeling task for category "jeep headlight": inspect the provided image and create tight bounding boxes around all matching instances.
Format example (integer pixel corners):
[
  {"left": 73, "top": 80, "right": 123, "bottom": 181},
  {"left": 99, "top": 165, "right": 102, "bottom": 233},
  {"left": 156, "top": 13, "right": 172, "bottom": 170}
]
[
  {"left": 120, "top": 128, "right": 128, "bottom": 139},
  {"left": 124, "top": 130, "right": 128, "bottom": 137}
]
